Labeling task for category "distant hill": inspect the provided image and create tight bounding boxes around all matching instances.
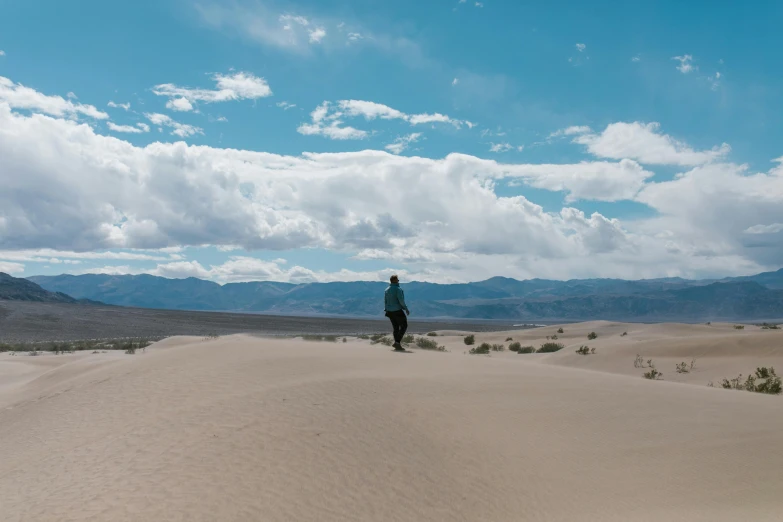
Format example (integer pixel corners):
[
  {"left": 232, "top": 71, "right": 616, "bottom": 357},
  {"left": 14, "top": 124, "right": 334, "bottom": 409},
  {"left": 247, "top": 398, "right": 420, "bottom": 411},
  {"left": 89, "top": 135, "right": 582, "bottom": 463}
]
[
  {"left": 28, "top": 270, "right": 783, "bottom": 322},
  {"left": 0, "top": 272, "right": 77, "bottom": 303}
]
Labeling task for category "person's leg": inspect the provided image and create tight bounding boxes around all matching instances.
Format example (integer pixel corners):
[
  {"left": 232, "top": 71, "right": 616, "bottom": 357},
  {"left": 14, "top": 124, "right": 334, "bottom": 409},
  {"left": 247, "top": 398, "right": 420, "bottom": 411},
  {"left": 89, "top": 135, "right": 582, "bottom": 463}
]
[
  {"left": 398, "top": 312, "right": 408, "bottom": 341},
  {"left": 387, "top": 312, "right": 401, "bottom": 343}
]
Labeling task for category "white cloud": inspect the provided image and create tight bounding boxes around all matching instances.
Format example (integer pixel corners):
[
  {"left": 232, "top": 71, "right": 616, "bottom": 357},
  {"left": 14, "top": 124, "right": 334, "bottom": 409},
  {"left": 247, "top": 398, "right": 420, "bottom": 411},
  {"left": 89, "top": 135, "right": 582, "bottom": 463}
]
[
  {"left": 576, "top": 43, "right": 586, "bottom": 52},
  {"left": 744, "top": 223, "right": 783, "bottom": 235},
  {"left": 196, "top": 4, "right": 331, "bottom": 52},
  {"left": 490, "top": 143, "right": 513, "bottom": 153},
  {"left": 0, "top": 249, "right": 178, "bottom": 263},
  {"left": 0, "top": 50, "right": 5, "bottom": 57},
  {"left": 107, "top": 122, "right": 150, "bottom": 134},
  {"left": 385, "top": 133, "right": 422, "bottom": 154},
  {"left": 709, "top": 71, "right": 721, "bottom": 91},
  {"left": 108, "top": 101, "right": 131, "bottom": 111},
  {"left": 475, "top": 2, "right": 484, "bottom": 6},
  {"left": 276, "top": 101, "right": 296, "bottom": 110},
  {"left": 548, "top": 125, "right": 592, "bottom": 139},
  {"left": 347, "top": 32, "right": 363, "bottom": 42},
  {"left": 308, "top": 27, "right": 326, "bottom": 43},
  {"left": 631, "top": 55, "right": 640, "bottom": 62},
  {"left": 67, "top": 92, "right": 77, "bottom": 99},
  {"left": 297, "top": 100, "right": 468, "bottom": 140},
  {"left": 144, "top": 113, "right": 203, "bottom": 138},
  {"left": 452, "top": 78, "right": 459, "bottom": 86},
  {"left": 3, "top": 103, "right": 780, "bottom": 281},
  {"left": 573, "top": 122, "right": 730, "bottom": 166},
  {"left": 0, "top": 76, "right": 108, "bottom": 119},
  {"left": 152, "top": 72, "right": 272, "bottom": 110},
  {"left": 0, "top": 261, "right": 24, "bottom": 274},
  {"left": 166, "top": 97, "right": 195, "bottom": 112},
  {"left": 672, "top": 54, "right": 695, "bottom": 74}
]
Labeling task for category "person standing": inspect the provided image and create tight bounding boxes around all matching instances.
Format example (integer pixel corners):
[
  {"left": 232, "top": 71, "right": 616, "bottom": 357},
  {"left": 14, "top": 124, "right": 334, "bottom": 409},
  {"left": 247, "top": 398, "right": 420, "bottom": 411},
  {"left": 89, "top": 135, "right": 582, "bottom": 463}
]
[{"left": 384, "top": 274, "right": 410, "bottom": 351}]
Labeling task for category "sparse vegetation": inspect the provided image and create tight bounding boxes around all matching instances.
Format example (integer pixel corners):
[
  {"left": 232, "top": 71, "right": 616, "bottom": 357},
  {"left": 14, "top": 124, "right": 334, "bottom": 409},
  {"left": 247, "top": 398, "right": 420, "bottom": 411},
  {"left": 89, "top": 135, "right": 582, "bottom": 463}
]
[
  {"left": 125, "top": 346, "right": 136, "bottom": 355},
  {"left": 634, "top": 354, "right": 645, "bottom": 368},
  {"left": 676, "top": 359, "right": 696, "bottom": 374},
  {"left": 491, "top": 343, "right": 505, "bottom": 352},
  {"left": 550, "top": 334, "right": 558, "bottom": 340},
  {"left": 427, "top": 332, "right": 438, "bottom": 337},
  {"left": 508, "top": 341, "right": 521, "bottom": 352},
  {"left": 643, "top": 364, "right": 663, "bottom": 380},
  {"left": 358, "top": 334, "right": 370, "bottom": 340},
  {"left": 759, "top": 323, "right": 781, "bottom": 330},
  {"left": 0, "top": 338, "right": 155, "bottom": 354},
  {"left": 469, "top": 343, "right": 491, "bottom": 355},
  {"left": 402, "top": 334, "right": 415, "bottom": 344},
  {"left": 537, "top": 342, "right": 564, "bottom": 353},
  {"left": 575, "top": 345, "right": 595, "bottom": 355},
  {"left": 464, "top": 334, "right": 475, "bottom": 346},
  {"left": 706, "top": 322, "right": 711, "bottom": 325},
  {"left": 302, "top": 334, "right": 338, "bottom": 342},
  {"left": 370, "top": 336, "right": 394, "bottom": 346},
  {"left": 505, "top": 337, "right": 513, "bottom": 342},
  {"left": 733, "top": 325, "right": 745, "bottom": 330},
  {"left": 415, "top": 337, "right": 446, "bottom": 351},
  {"left": 719, "top": 367, "right": 781, "bottom": 395},
  {"left": 517, "top": 345, "right": 535, "bottom": 354},
  {"left": 342, "top": 337, "right": 348, "bottom": 343},
  {"left": 587, "top": 332, "right": 598, "bottom": 340},
  {"left": 557, "top": 328, "right": 564, "bottom": 334},
  {"left": 621, "top": 331, "right": 628, "bottom": 337}
]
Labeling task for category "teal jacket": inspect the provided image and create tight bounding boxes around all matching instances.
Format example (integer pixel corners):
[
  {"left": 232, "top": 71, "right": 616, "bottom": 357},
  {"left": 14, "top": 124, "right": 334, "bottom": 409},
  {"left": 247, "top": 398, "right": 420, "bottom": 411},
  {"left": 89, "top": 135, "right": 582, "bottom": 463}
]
[{"left": 384, "top": 283, "right": 409, "bottom": 313}]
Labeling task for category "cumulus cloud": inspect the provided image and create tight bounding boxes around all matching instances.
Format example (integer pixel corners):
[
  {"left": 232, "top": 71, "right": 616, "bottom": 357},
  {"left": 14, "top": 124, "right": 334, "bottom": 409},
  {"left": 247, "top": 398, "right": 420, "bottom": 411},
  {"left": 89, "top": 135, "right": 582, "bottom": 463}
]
[
  {"left": 166, "top": 97, "right": 195, "bottom": 112},
  {"left": 107, "top": 122, "right": 150, "bottom": 134},
  {"left": 196, "top": 4, "right": 330, "bottom": 52},
  {"left": 108, "top": 101, "right": 131, "bottom": 111},
  {"left": 144, "top": 113, "right": 203, "bottom": 137},
  {"left": 573, "top": 122, "right": 730, "bottom": 166},
  {"left": 2, "top": 99, "right": 780, "bottom": 281},
  {"left": 298, "top": 99, "right": 468, "bottom": 140},
  {"left": 672, "top": 54, "right": 695, "bottom": 73},
  {"left": 0, "top": 76, "right": 108, "bottom": 119},
  {"left": 576, "top": 43, "right": 586, "bottom": 52},
  {"left": 152, "top": 72, "right": 272, "bottom": 110},
  {"left": 385, "top": 133, "right": 422, "bottom": 154}
]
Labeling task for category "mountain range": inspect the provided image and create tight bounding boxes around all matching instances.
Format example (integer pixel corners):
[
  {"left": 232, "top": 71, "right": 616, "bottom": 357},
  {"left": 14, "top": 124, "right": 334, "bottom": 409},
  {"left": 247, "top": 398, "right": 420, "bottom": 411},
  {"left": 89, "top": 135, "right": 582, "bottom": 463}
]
[{"left": 27, "top": 269, "right": 783, "bottom": 322}]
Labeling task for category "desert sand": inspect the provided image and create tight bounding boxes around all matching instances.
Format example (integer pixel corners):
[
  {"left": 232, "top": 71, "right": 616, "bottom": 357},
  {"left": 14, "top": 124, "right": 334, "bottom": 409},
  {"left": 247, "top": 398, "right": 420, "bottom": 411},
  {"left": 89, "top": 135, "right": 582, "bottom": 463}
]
[{"left": 2, "top": 322, "right": 783, "bottom": 521}]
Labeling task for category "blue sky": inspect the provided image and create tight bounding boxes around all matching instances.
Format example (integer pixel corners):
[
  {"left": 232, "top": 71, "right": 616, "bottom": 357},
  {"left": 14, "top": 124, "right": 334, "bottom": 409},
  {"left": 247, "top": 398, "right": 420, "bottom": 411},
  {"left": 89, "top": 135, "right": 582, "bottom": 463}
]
[{"left": 1, "top": 0, "right": 782, "bottom": 283}]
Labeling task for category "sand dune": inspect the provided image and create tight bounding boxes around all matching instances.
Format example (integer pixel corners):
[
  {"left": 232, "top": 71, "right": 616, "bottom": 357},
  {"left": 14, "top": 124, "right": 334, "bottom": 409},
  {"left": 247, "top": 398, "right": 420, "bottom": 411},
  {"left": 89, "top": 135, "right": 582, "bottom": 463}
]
[{"left": 2, "top": 324, "right": 783, "bottom": 521}]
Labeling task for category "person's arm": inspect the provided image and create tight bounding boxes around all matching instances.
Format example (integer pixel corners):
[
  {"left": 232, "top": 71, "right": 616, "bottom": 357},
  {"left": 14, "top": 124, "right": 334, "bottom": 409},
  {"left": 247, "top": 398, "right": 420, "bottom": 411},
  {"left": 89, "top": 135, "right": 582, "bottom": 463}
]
[{"left": 398, "top": 287, "right": 410, "bottom": 314}]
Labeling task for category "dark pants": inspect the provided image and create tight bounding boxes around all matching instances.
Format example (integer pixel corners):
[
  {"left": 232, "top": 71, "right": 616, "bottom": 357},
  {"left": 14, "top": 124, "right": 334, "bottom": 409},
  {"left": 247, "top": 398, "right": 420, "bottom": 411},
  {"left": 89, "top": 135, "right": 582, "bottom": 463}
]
[{"left": 385, "top": 310, "right": 408, "bottom": 343}]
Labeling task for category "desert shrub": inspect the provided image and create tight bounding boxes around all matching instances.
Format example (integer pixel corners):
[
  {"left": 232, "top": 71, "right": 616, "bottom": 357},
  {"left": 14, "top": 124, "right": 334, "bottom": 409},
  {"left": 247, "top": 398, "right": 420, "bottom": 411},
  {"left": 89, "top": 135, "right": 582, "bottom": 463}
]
[
  {"left": 402, "top": 334, "right": 415, "bottom": 344},
  {"left": 302, "top": 334, "right": 337, "bottom": 342},
  {"left": 676, "top": 359, "right": 696, "bottom": 374},
  {"left": 342, "top": 337, "right": 348, "bottom": 343},
  {"left": 125, "top": 346, "right": 136, "bottom": 355},
  {"left": 621, "top": 331, "right": 628, "bottom": 337},
  {"left": 517, "top": 345, "right": 535, "bottom": 354},
  {"left": 575, "top": 345, "right": 595, "bottom": 355},
  {"left": 760, "top": 323, "right": 781, "bottom": 330},
  {"left": 505, "top": 337, "right": 513, "bottom": 342},
  {"left": 415, "top": 337, "right": 446, "bottom": 351},
  {"left": 587, "top": 332, "right": 598, "bottom": 340},
  {"left": 643, "top": 365, "right": 663, "bottom": 380},
  {"left": 427, "top": 332, "right": 438, "bottom": 336},
  {"left": 491, "top": 343, "right": 505, "bottom": 352},
  {"left": 508, "top": 342, "right": 521, "bottom": 352},
  {"left": 721, "top": 367, "right": 781, "bottom": 394},
  {"left": 734, "top": 325, "right": 745, "bottom": 330},
  {"left": 706, "top": 321, "right": 711, "bottom": 325},
  {"left": 358, "top": 334, "right": 370, "bottom": 340},
  {"left": 550, "top": 335, "right": 559, "bottom": 340},
  {"left": 557, "top": 327, "right": 564, "bottom": 334},
  {"left": 464, "top": 334, "right": 475, "bottom": 346},
  {"left": 469, "top": 343, "right": 491, "bottom": 355},
  {"left": 537, "top": 342, "right": 564, "bottom": 353},
  {"left": 371, "top": 336, "right": 394, "bottom": 346},
  {"left": 633, "top": 355, "right": 645, "bottom": 368}
]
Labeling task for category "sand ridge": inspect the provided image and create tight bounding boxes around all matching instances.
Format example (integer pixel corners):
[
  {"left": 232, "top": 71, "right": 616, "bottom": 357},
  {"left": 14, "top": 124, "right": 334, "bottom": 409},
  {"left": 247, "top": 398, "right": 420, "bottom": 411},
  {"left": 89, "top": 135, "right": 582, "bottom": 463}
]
[{"left": 2, "top": 324, "right": 782, "bottom": 521}]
